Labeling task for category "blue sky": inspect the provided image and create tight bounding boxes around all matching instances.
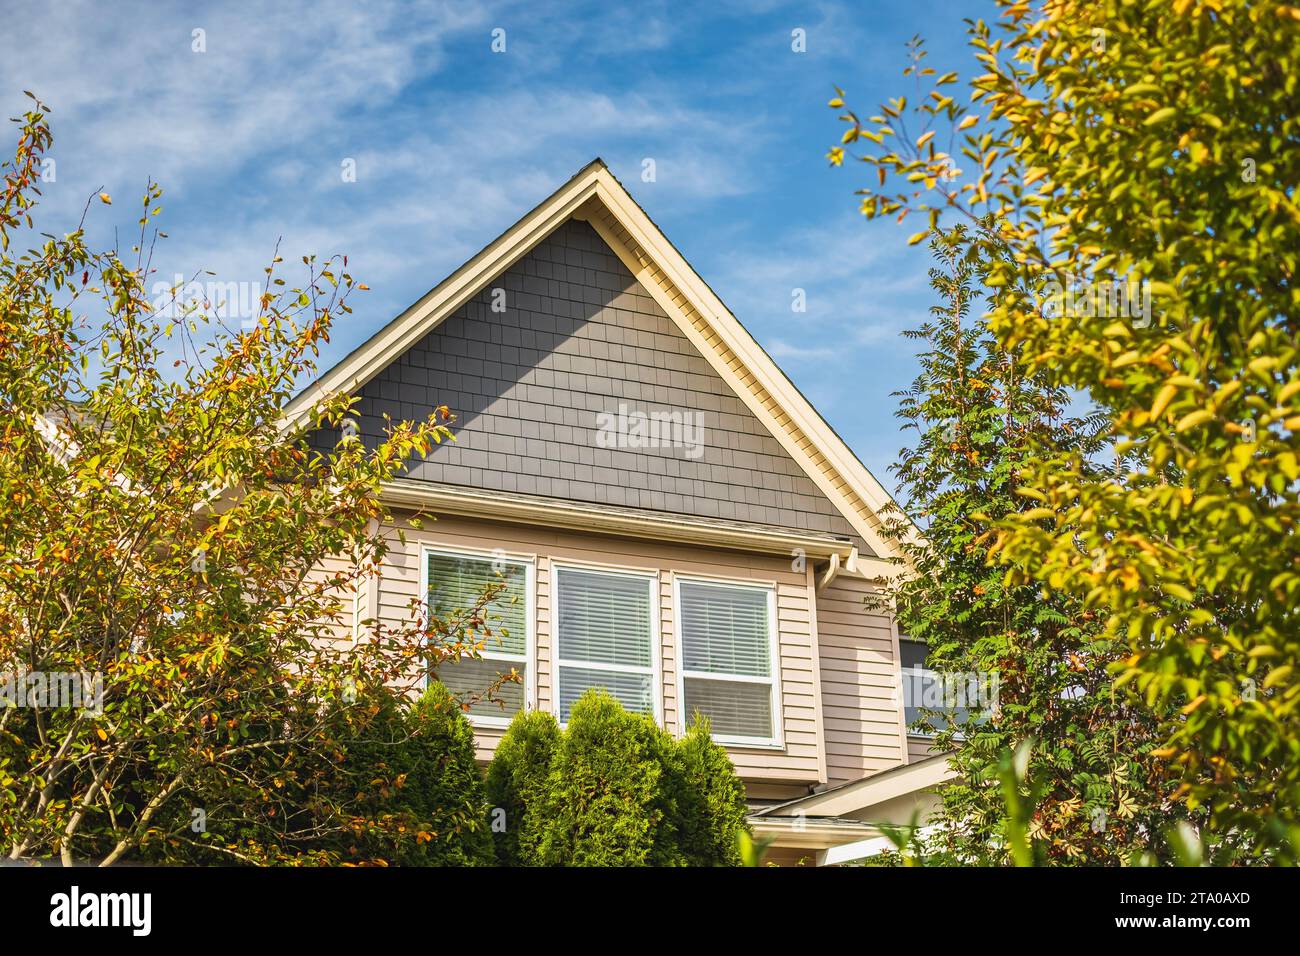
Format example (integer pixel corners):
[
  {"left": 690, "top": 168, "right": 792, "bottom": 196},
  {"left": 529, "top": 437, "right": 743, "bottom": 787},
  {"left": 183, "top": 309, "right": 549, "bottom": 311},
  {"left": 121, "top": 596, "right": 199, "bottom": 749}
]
[{"left": 0, "top": 0, "right": 980, "bottom": 497}]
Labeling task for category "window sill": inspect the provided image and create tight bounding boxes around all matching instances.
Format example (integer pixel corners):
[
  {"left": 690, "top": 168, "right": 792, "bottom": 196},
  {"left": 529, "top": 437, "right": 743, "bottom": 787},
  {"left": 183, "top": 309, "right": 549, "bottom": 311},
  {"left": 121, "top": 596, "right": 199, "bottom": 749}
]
[{"left": 711, "top": 735, "right": 785, "bottom": 751}]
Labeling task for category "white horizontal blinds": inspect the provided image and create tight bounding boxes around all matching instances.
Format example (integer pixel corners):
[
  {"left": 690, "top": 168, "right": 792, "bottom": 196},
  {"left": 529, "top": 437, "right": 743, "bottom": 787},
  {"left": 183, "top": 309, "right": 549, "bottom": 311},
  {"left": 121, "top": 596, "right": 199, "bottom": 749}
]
[
  {"left": 680, "top": 582, "right": 770, "bottom": 676},
  {"left": 557, "top": 666, "right": 653, "bottom": 719},
  {"left": 427, "top": 552, "right": 528, "bottom": 720},
  {"left": 555, "top": 568, "right": 651, "bottom": 667},
  {"left": 554, "top": 567, "right": 655, "bottom": 720},
  {"left": 683, "top": 678, "right": 772, "bottom": 740},
  {"left": 438, "top": 656, "right": 525, "bottom": 716},
  {"left": 427, "top": 553, "right": 526, "bottom": 655},
  {"left": 679, "top": 580, "right": 775, "bottom": 742}
]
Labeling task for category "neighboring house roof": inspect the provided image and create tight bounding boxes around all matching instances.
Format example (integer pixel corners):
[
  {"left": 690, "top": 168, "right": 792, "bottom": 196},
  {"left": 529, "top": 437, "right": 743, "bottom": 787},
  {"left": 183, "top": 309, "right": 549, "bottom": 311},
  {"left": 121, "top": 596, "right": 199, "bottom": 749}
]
[
  {"left": 286, "top": 159, "right": 914, "bottom": 566},
  {"left": 752, "top": 752, "right": 956, "bottom": 820},
  {"left": 747, "top": 753, "right": 957, "bottom": 864}
]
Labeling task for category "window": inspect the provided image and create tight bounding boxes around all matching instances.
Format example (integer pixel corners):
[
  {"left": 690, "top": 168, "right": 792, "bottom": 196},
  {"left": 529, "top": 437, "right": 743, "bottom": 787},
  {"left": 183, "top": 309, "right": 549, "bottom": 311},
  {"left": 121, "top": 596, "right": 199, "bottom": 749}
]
[
  {"left": 900, "top": 638, "right": 972, "bottom": 736},
  {"left": 553, "top": 565, "right": 657, "bottom": 722},
  {"left": 676, "top": 578, "right": 780, "bottom": 747},
  {"left": 424, "top": 548, "right": 532, "bottom": 725}
]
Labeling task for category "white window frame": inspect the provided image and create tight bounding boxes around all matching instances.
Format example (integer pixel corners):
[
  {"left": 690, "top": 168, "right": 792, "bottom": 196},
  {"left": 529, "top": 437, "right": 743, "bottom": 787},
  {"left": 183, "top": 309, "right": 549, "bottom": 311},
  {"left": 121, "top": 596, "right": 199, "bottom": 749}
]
[
  {"left": 420, "top": 543, "right": 536, "bottom": 730},
  {"left": 672, "top": 574, "right": 784, "bottom": 750},
  {"left": 549, "top": 560, "right": 662, "bottom": 727}
]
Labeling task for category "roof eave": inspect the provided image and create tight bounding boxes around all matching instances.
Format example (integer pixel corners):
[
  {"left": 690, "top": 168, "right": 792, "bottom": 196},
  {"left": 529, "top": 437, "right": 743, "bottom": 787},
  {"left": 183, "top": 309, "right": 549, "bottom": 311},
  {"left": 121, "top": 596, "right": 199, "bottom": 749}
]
[{"left": 379, "top": 478, "right": 857, "bottom": 560}]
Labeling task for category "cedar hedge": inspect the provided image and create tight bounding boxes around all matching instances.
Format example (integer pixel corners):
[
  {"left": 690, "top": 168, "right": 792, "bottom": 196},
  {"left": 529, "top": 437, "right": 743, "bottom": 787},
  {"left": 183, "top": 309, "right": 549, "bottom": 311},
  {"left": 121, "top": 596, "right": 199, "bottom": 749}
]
[{"left": 487, "top": 688, "right": 750, "bottom": 866}]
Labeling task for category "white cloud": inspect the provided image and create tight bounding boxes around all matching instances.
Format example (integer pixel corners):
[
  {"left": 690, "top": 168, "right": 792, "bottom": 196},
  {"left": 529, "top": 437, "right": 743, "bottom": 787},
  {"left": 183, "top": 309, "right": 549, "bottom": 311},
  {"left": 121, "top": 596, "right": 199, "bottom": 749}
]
[
  {"left": 0, "top": 1, "right": 493, "bottom": 216},
  {"left": 705, "top": 214, "right": 930, "bottom": 360},
  {"left": 766, "top": 339, "right": 837, "bottom": 361}
]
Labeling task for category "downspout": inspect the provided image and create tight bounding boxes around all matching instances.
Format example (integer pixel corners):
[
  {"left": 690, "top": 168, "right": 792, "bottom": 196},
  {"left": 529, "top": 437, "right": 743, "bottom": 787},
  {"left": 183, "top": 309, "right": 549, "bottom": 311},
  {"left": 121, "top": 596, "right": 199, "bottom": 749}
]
[{"left": 816, "top": 547, "right": 858, "bottom": 593}]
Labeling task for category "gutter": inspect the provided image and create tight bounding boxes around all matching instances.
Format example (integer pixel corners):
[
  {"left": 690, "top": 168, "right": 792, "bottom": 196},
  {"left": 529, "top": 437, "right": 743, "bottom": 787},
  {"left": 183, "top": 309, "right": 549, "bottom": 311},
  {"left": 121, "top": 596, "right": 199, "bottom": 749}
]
[{"left": 747, "top": 814, "right": 881, "bottom": 851}]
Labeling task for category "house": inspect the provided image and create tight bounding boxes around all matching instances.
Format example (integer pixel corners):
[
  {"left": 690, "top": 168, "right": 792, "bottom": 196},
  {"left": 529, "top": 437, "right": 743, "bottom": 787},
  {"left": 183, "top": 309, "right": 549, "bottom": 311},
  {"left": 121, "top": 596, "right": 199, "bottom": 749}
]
[{"left": 286, "top": 159, "right": 957, "bottom": 865}]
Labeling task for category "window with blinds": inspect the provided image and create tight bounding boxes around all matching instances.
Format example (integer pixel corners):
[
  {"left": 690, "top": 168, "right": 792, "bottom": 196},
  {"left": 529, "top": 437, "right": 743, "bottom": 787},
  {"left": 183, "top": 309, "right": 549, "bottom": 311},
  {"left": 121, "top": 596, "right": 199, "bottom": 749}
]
[
  {"left": 426, "top": 550, "right": 530, "bottom": 724},
  {"left": 554, "top": 566, "right": 656, "bottom": 721},
  {"left": 677, "top": 579, "right": 779, "bottom": 745}
]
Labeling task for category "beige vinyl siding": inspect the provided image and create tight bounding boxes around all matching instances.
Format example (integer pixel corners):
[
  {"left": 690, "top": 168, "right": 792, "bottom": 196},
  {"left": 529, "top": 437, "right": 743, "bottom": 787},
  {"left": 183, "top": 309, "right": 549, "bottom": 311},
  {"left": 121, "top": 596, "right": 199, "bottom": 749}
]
[
  {"left": 908, "top": 734, "right": 941, "bottom": 761},
  {"left": 815, "top": 574, "right": 908, "bottom": 783},
  {"left": 374, "top": 510, "right": 824, "bottom": 783},
  {"left": 304, "top": 550, "right": 363, "bottom": 646},
  {"left": 659, "top": 573, "right": 678, "bottom": 735}
]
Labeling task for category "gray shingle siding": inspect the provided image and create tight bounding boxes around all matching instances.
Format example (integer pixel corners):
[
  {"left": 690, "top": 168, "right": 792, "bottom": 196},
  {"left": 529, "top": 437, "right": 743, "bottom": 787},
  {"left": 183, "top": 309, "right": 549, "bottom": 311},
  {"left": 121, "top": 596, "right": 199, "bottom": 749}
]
[{"left": 312, "top": 219, "right": 868, "bottom": 552}]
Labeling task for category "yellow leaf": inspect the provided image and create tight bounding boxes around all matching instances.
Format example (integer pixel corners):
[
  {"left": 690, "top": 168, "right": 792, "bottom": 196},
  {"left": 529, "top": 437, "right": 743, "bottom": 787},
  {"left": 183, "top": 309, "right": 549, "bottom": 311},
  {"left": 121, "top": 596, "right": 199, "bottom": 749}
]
[
  {"left": 957, "top": 115, "right": 979, "bottom": 130},
  {"left": 98, "top": 192, "right": 112, "bottom": 204},
  {"left": 1212, "top": 380, "right": 1242, "bottom": 407},
  {"left": 1149, "top": 383, "right": 1178, "bottom": 420},
  {"left": 907, "top": 230, "right": 930, "bottom": 246},
  {"left": 1122, "top": 82, "right": 1163, "bottom": 99},
  {"left": 1175, "top": 409, "right": 1214, "bottom": 432},
  {"left": 916, "top": 130, "right": 936, "bottom": 148},
  {"left": 1144, "top": 107, "right": 1178, "bottom": 127},
  {"left": 1263, "top": 666, "right": 1293, "bottom": 690},
  {"left": 96, "top": 728, "right": 108, "bottom": 741}
]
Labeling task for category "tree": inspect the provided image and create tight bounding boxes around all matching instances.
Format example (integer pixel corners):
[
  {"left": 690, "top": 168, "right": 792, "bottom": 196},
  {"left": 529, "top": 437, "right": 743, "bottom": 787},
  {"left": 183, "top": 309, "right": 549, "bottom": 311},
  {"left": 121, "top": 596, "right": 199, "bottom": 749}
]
[
  {"left": 484, "top": 708, "right": 560, "bottom": 866},
  {"left": 879, "top": 223, "right": 1175, "bottom": 863},
  {"left": 533, "top": 690, "right": 675, "bottom": 866},
  {"left": 830, "top": 0, "right": 1300, "bottom": 860},
  {"left": 666, "top": 714, "right": 749, "bottom": 866},
  {"left": 0, "top": 97, "right": 496, "bottom": 865},
  {"left": 320, "top": 684, "right": 495, "bottom": 866},
  {"left": 486, "top": 690, "right": 750, "bottom": 866}
]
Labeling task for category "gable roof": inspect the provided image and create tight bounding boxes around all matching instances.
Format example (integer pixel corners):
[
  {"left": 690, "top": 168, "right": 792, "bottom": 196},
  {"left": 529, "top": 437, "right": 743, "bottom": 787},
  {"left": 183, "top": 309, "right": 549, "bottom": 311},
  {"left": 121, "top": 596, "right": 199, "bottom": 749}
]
[{"left": 285, "top": 159, "right": 914, "bottom": 565}]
